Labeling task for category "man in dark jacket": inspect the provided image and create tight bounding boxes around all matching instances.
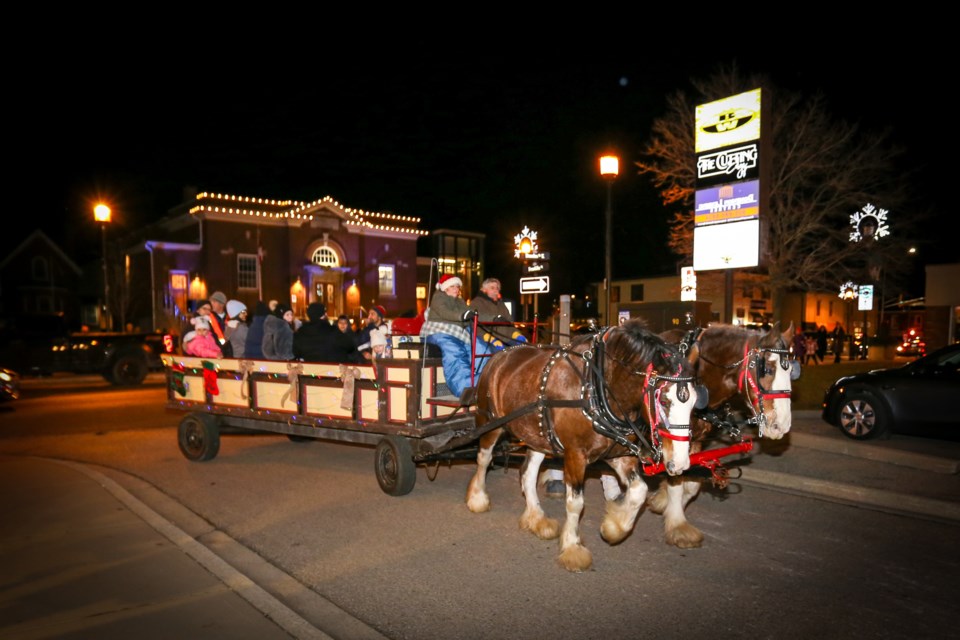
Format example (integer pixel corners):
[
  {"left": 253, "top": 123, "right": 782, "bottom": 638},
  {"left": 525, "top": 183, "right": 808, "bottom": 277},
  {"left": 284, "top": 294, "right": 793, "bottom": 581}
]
[
  {"left": 243, "top": 301, "right": 270, "bottom": 359},
  {"left": 294, "top": 302, "right": 359, "bottom": 363}
]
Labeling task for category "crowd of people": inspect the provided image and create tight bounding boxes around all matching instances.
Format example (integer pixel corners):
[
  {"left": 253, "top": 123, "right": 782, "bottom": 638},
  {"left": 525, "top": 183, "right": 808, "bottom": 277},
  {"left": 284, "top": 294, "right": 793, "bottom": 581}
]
[
  {"left": 182, "top": 291, "right": 396, "bottom": 365},
  {"left": 181, "top": 276, "right": 528, "bottom": 403}
]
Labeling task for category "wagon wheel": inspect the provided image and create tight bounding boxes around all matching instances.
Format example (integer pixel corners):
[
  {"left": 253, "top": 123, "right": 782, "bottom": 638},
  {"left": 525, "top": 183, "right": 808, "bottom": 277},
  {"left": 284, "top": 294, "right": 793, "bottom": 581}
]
[
  {"left": 374, "top": 435, "right": 416, "bottom": 496},
  {"left": 178, "top": 412, "right": 221, "bottom": 462}
]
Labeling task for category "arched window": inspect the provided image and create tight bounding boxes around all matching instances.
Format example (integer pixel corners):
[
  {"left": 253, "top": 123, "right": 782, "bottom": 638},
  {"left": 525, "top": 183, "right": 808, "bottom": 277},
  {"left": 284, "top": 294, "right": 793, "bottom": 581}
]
[{"left": 311, "top": 246, "right": 339, "bottom": 268}]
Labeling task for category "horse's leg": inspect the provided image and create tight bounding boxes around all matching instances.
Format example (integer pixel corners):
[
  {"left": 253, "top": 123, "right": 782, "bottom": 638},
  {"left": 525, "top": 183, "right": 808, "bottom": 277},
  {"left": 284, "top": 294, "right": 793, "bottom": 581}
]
[
  {"left": 518, "top": 450, "right": 559, "bottom": 540},
  {"left": 661, "top": 477, "right": 705, "bottom": 549},
  {"left": 600, "top": 457, "right": 648, "bottom": 545},
  {"left": 556, "top": 454, "right": 592, "bottom": 572},
  {"left": 466, "top": 428, "right": 502, "bottom": 513}
]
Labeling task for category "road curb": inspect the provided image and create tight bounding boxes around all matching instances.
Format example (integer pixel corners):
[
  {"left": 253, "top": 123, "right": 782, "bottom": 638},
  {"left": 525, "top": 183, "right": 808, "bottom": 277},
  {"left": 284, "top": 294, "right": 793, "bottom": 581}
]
[
  {"left": 739, "top": 468, "right": 960, "bottom": 523},
  {"left": 788, "top": 432, "right": 960, "bottom": 475}
]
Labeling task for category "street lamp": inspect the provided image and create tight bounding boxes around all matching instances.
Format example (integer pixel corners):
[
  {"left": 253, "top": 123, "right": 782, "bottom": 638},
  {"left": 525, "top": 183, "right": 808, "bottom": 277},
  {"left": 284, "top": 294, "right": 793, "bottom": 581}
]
[
  {"left": 94, "top": 203, "right": 112, "bottom": 330},
  {"left": 599, "top": 154, "right": 619, "bottom": 326}
]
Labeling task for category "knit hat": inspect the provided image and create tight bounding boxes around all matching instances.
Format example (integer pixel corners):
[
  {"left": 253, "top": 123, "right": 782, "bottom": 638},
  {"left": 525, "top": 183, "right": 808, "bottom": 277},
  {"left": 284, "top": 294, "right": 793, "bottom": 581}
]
[
  {"left": 307, "top": 302, "right": 327, "bottom": 321},
  {"left": 210, "top": 291, "right": 228, "bottom": 305},
  {"left": 372, "top": 304, "right": 387, "bottom": 320},
  {"left": 437, "top": 274, "right": 463, "bottom": 291},
  {"left": 369, "top": 327, "right": 388, "bottom": 348},
  {"left": 195, "top": 299, "right": 211, "bottom": 312},
  {"left": 191, "top": 315, "right": 210, "bottom": 330},
  {"left": 226, "top": 300, "right": 247, "bottom": 318}
]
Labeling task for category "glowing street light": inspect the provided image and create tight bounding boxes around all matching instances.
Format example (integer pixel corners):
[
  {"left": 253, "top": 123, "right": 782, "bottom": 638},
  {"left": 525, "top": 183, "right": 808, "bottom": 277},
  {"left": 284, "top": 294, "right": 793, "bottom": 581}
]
[
  {"left": 94, "top": 203, "right": 112, "bottom": 330},
  {"left": 599, "top": 154, "right": 619, "bottom": 326}
]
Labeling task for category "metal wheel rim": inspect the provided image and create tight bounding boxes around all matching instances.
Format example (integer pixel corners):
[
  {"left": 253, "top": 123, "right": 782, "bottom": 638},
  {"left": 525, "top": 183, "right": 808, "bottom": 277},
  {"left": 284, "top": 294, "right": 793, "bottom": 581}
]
[{"left": 839, "top": 398, "right": 876, "bottom": 438}]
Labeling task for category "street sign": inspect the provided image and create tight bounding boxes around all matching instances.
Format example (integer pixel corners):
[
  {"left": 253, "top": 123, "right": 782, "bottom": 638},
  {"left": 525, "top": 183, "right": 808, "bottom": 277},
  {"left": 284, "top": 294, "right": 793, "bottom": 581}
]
[
  {"left": 523, "top": 262, "right": 549, "bottom": 275},
  {"left": 523, "top": 251, "right": 550, "bottom": 261},
  {"left": 520, "top": 276, "right": 550, "bottom": 294}
]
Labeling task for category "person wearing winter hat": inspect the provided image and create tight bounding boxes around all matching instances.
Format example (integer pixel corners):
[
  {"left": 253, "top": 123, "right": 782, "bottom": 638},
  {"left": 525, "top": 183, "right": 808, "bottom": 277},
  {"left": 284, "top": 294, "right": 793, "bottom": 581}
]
[
  {"left": 184, "top": 315, "right": 223, "bottom": 358},
  {"left": 206, "top": 291, "right": 232, "bottom": 357},
  {"left": 262, "top": 303, "right": 295, "bottom": 361},
  {"left": 469, "top": 277, "right": 528, "bottom": 349},
  {"left": 356, "top": 304, "right": 389, "bottom": 361},
  {"left": 418, "top": 273, "right": 493, "bottom": 401},
  {"left": 292, "top": 302, "right": 360, "bottom": 363},
  {"left": 367, "top": 326, "right": 391, "bottom": 360},
  {"left": 225, "top": 300, "right": 249, "bottom": 358}
]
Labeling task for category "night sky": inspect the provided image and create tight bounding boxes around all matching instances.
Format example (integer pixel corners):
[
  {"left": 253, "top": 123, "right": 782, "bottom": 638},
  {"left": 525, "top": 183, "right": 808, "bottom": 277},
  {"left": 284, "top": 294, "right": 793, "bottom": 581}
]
[{"left": 11, "top": 47, "right": 949, "bottom": 304}]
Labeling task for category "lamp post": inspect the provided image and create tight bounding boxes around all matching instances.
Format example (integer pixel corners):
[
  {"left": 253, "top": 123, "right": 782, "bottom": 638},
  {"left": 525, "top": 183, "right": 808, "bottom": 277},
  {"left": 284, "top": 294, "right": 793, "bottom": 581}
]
[
  {"left": 94, "top": 203, "right": 112, "bottom": 330},
  {"left": 599, "top": 154, "right": 619, "bottom": 327}
]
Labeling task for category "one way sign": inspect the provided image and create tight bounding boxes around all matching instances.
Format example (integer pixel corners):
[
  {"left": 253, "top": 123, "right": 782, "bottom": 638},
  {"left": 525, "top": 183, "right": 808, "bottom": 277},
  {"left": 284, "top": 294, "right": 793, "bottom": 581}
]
[{"left": 520, "top": 276, "right": 550, "bottom": 294}]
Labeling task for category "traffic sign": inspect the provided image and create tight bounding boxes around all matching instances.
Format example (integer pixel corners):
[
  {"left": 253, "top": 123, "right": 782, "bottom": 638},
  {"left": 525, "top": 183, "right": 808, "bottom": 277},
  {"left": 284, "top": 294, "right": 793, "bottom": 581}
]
[
  {"left": 520, "top": 276, "right": 550, "bottom": 294},
  {"left": 523, "top": 262, "right": 549, "bottom": 275}
]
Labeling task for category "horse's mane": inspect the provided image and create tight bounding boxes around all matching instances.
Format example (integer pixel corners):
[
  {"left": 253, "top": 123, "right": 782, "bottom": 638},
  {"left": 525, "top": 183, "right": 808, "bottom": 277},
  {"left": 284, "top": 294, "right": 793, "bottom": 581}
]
[{"left": 604, "top": 318, "right": 688, "bottom": 376}]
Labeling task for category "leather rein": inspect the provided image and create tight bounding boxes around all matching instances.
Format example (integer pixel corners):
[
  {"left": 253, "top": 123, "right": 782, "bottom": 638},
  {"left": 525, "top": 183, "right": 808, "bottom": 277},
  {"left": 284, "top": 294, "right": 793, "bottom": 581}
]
[{"left": 533, "top": 328, "right": 695, "bottom": 465}]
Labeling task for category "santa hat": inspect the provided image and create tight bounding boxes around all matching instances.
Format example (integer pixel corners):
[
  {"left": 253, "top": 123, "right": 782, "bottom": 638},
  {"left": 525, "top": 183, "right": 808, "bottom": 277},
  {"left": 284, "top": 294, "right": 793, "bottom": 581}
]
[
  {"left": 436, "top": 274, "right": 463, "bottom": 291},
  {"left": 372, "top": 304, "right": 387, "bottom": 320}
]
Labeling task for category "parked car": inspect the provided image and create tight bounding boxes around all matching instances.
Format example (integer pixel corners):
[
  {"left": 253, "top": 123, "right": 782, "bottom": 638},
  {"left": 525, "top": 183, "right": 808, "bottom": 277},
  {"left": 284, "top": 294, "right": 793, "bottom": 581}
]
[
  {"left": 0, "top": 366, "right": 20, "bottom": 402},
  {"left": 821, "top": 343, "right": 960, "bottom": 440}
]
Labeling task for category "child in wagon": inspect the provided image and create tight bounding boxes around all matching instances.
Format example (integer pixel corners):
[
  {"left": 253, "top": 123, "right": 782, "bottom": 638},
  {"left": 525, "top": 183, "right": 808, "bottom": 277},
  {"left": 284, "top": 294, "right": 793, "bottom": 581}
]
[{"left": 183, "top": 315, "right": 223, "bottom": 358}]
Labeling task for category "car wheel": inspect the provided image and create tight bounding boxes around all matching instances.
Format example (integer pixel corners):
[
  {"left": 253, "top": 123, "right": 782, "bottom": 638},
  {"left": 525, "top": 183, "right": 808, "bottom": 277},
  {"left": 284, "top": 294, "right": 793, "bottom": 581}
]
[
  {"left": 836, "top": 391, "right": 890, "bottom": 440},
  {"left": 106, "top": 353, "right": 148, "bottom": 386}
]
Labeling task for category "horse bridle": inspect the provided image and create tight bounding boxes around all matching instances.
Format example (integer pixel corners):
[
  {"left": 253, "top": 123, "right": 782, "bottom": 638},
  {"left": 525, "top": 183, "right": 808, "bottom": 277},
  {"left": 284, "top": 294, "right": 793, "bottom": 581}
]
[
  {"left": 578, "top": 328, "right": 695, "bottom": 462},
  {"left": 693, "top": 332, "right": 793, "bottom": 437}
]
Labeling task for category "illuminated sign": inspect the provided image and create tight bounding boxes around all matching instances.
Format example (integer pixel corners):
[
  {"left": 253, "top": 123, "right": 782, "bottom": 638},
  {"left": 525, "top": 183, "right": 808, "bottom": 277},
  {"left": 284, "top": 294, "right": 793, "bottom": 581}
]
[
  {"left": 696, "top": 142, "right": 759, "bottom": 187},
  {"left": 693, "top": 220, "right": 759, "bottom": 271},
  {"left": 680, "top": 266, "right": 697, "bottom": 301},
  {"left": 695, "top": 88, "right": 761, "bottom": 153},
  {"left": 858, "top": 285, "right": 874, "bottom": 311},
  {"left": 695, "top": 180, "right": 760, "bottom": 226}
]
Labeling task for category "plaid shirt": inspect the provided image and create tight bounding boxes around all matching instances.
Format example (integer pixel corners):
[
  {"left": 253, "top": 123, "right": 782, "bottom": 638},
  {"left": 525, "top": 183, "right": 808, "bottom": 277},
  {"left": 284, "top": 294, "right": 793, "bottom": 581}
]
[{"left": 420, "top": 319, "right": 471, "bottom": 344}]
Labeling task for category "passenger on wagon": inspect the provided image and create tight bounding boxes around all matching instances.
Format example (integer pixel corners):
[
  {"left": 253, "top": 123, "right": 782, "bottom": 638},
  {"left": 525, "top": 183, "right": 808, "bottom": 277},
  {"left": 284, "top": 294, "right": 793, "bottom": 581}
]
[
  {"left": 183, "top": 315, "right": 223, "bottom": 358},
  {"left": 419, "top": 274, "right": 493, "bottom": 401},
  {"left": 468, "top": 277, "right": 528, "bottom": 349}
]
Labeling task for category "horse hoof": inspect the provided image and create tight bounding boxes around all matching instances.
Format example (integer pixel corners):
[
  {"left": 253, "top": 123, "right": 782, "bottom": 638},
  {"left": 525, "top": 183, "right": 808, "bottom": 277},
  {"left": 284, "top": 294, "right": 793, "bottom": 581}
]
[
  {"left": 665, "top": 524, "right": 704, "bottom": 549},
  {"left": 557, "top": 544, "right": 592, "bottom": 572}
]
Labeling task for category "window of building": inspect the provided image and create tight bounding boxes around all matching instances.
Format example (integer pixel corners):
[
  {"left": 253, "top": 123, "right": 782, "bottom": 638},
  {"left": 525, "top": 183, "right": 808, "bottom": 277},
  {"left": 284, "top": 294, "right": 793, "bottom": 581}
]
[
  {"left": 311, "top": 246, "right": 339, "bottom": 268},
  {"left": 610, "top": 286, "right": 620, "bottom": 303},
  {"left": 238, "top": 254, "right": 259, "bottom": 290},
  {"left": 379, "top": 264, "right": 395, "bottom": 297},
  {"left": 630, "top": 284, "right": 644, "bottom": 301},
  {"left": 31, "top": 256, "right": 49, "bottom": 282}
]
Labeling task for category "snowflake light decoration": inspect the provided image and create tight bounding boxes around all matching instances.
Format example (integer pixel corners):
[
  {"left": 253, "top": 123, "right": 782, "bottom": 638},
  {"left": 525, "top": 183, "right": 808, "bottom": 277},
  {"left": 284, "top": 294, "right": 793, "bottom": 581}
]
[
  {"left": 849, "top": 203, "right": 890, "bottom": 242},
  {"left": 838, "top": 281, "right": 859, "bottom": 300},
  {"left": 514, "top": 226, "right": 539, "bottom": 258}
]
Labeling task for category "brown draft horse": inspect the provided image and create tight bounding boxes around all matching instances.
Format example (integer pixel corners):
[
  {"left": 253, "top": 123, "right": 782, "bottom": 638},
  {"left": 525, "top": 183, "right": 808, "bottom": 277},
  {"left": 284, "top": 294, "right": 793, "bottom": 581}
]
[
  {"left": 646, "top": 322, "right": 796, "bottom": 549},
  {"left": 465, "top": 319, "right": 700, "bottom": 572}
]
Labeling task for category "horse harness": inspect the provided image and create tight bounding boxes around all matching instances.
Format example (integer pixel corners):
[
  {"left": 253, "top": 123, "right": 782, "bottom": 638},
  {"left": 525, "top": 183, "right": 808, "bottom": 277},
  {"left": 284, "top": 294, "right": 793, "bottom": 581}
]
[
  {"left": 678, "top": 327, "right": 793, "bottom": 438},
  {"left": 489, "top": 329, "right": 696, "bottom": 465}
]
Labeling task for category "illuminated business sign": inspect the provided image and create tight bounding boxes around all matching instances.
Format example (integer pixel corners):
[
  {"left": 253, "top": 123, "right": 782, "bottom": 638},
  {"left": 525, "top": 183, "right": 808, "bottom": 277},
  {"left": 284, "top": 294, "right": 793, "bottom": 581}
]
[
  {"left": 695, "top": 180, "right": 760, "bottom": 226},
  {"left": 693, "top": 219, "right": 759, "bottom": 271},
  {"left": 695, "top": 88, "right": 761, "bottom": 153},
  {"left": 858, "top": 285, "right": 874, "bottom": 311},
  {"left": 696, "top": 142, "right": 759, "bottom": 187}
]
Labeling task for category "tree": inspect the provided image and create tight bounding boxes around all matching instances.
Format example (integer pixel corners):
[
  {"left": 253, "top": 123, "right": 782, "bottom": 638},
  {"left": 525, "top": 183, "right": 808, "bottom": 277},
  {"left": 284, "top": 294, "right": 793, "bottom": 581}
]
[{"left": 636, "top": 63, "right": 925, "bottom": 319}]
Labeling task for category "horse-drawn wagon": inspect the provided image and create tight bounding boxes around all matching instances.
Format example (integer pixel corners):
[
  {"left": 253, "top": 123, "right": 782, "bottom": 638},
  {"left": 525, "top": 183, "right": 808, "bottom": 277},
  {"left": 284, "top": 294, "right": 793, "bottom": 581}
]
[{"left": 162, "top": 321, "right": 763, "bottom": 498}]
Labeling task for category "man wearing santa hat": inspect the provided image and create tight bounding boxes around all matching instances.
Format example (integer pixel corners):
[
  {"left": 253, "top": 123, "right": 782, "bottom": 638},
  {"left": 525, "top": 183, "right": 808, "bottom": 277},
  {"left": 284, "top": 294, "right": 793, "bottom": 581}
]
[{"left": 419, "top": 273, "right": 494, "bottom": 402}]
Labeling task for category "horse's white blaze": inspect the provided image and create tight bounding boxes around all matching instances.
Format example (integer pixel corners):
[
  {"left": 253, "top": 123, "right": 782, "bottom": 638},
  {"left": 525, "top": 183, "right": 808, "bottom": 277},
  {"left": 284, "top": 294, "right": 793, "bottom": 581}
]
[
  {"left": 764, "top": 355, "right": 793, "bottom": 439},
  {"left": 662, "top": 381, "right": 697, "bottom": 474}
]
